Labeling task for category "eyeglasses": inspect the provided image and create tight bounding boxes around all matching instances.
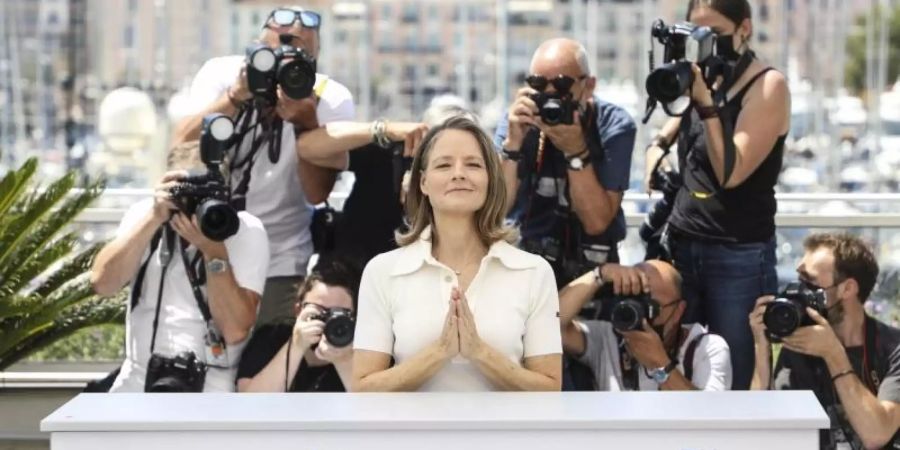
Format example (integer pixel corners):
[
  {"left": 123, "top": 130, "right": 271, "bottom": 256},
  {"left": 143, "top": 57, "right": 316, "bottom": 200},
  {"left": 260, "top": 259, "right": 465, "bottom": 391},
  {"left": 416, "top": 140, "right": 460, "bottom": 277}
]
[
  {"left": 525, "top": 74, "right": 587, "bottom": 95},
  {"left": 266, "top": 8, "right": 321, "bottom": 29}
]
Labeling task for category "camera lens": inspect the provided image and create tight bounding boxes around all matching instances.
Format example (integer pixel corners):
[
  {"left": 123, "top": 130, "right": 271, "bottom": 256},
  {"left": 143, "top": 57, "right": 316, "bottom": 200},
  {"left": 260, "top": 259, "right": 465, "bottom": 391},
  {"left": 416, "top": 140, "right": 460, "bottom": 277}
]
[
  {"left": 611, "top": 299, "right": 644, "bottom": 332},
  {"left": 541, "top": 99, "right": 564, "bottom": 125},
  {"left": 324, "top": 315, "right": 355, "bottom": 347},
  {"left": 646, "top": 62, "right": 694, "bottom": 103},
  {"left": 763, "top": 299, "right": 802, "bottom": 338},
  {"left": 277, "top": 59, "right": 315, "bottom": 99},
  {"left": 196, "top": 200, "right": 240, "bottom": 241}
]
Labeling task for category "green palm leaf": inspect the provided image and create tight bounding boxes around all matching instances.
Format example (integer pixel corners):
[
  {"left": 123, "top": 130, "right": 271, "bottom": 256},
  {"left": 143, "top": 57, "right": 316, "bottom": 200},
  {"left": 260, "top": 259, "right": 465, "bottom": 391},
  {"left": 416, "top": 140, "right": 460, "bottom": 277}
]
[{"left": 0, "top": 158, "right": 120, "bottom": 370}]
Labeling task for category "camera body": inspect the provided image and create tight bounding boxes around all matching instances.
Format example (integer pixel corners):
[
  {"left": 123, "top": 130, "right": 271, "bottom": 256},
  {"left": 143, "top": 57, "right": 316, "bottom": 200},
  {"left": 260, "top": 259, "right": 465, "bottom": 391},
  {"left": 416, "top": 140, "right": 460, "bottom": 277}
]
[
  {"left": 639, "top": 166, "right": 683, "bottom": 244},
  {"left": 168, "top": 115, "right": 240, "bottom": 242},
  {"left": 646, "top": 20, "right": 717, "bottom": 106},
  {"left": 763, "top": 282, "right": 827, "bottom": 341},
  {"left": 245, "top": 38, "right": 317, "bottom": 106},
  {"left": 313, "top": 307, "right": 355, "bottom": 348},
  {"left": 529, "top": 92, "right": 577, "bottom": 126},
  {"left": 144, "top": 351, "right": 207, "bottom": 392}
]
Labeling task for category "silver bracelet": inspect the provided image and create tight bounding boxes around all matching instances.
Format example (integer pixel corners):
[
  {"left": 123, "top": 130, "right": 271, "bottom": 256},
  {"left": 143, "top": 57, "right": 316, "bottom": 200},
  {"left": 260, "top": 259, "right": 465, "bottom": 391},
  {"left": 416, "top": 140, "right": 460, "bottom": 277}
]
[{"left": 371, "top": 119, "right": 391, "bottom": 148}]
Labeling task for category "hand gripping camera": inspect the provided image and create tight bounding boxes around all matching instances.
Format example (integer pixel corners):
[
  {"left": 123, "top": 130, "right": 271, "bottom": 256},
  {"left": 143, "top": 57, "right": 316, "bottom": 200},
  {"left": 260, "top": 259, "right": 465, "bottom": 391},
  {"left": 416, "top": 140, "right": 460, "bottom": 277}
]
[
  {"left": 763, "top": 282, "right": 828, "bottom": 341},
  {"left": 313, "top": 307, "right": 355, "bottom": 348},
  {"left": 644, "top": 19, "right": 718, "bottom": 118},
  {"left": 168, "top": 114, "right": 240, "bottom": 241},
  {"left": 245, "top": 35, "right": 317, "bottom": 106}
]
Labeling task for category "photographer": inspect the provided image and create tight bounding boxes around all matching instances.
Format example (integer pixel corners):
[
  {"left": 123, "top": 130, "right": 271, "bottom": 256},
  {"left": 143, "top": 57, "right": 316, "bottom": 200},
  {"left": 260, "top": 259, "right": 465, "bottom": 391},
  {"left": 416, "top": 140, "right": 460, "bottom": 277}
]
[
  {"left": 647, "top": 0, "right": 790, "bottom": 390},
  {"left": 91, "top": 141, "right": 269, "bottom": 392},
  {"left": 172, "top": 6, "right": 355, "bottom": 326},
  {"left": 237, "top": 256, "right": 361, "bottom": 392},
  {"left": 750, "top": 233, "right": 900, "bottom": 450},
  {"left": 559, "top": 261, "right": 731, "bottom": 391},
  {"left": 494, "top": 38, "right": 636, "bottom": 287}
]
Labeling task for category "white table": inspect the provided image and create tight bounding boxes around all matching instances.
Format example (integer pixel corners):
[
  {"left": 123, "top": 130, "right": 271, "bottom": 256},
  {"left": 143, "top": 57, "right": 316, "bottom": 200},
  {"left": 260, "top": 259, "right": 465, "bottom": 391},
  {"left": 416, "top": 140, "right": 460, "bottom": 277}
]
[{"left": 41, "top": 391, "right": 828, "bottom": 450}]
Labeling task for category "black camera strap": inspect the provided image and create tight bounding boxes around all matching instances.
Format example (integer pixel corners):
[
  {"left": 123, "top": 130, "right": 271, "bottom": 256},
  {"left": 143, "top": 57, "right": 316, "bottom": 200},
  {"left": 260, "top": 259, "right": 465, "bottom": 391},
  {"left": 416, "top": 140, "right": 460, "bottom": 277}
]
[
  {"left": 131, "top": 228, "right": 163, "bottom": 310},
  {"left": 682, "top": 332, "right": 708, "bottom": 382},
  {"left": 148, "top": 226, "right": 176, "bottom": 354},
  {"left": 709, "top": 51, "right": 755, "bottom": 191},
  {"left": 178, "top": 238, "right": 213, "bottom": 324}
]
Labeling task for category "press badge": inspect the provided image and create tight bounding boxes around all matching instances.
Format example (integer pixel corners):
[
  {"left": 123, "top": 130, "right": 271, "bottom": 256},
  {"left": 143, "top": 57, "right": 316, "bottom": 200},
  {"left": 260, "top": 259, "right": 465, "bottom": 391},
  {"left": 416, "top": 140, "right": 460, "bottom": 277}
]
[{"left": 204, "top": 324, "right": 229, "bottom": 368}]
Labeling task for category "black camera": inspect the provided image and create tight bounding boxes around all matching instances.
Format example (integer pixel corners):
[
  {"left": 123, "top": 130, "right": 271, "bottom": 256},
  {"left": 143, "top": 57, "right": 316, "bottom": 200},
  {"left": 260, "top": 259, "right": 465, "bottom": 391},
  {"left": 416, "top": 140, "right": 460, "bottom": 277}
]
[
  {"left": 529, "top": 92, "right": 577, "bottom": 126},
  {"left": 645, "top": 20, "right": 717, "bottom": 115},
  {"left": 313, "top": 307, "right": 355, "bottom": 348},
  {"left": 245, "top": 36, "right": 317, "bottom": 105},
  {"left": 596, "top": 285, "right": 661, "bottom": 332},
  {"left": 144, "top": 351, "right": 207, "bottom": 392},
  {"left": 168, "top": 114, "right": 240, "bottom": 241},
  {"left": 609, "top": 294, "right": 661, "bottom": 332},
  {"left": 639, "top": 166, "right": 682, "bottom": 250},
  {"left": 763, "top": 282, "right": 827, "bottom": 341}
]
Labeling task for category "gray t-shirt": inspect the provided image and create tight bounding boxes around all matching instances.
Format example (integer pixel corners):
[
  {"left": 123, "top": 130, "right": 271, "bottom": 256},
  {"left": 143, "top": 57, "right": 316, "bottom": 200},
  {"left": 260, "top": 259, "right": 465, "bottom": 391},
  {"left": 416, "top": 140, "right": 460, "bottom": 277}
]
[{"left": 574, "top": 321, "right": 732, "bottom": 391}]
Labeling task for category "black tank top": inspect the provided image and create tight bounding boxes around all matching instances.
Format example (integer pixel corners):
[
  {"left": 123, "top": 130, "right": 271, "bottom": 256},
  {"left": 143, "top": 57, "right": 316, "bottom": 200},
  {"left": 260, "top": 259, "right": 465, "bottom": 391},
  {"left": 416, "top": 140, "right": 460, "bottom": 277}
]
[{"left": 669, "top": 68, "right": 787, "bottom": 243}]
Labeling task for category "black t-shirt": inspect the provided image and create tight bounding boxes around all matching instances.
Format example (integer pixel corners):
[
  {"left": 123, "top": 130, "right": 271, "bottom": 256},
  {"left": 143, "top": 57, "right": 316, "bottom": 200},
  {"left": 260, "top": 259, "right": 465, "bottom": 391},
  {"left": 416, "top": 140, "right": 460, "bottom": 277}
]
[
  {"left": 773, "top": 316, "right": 900, "bottom": 449},
  {"left": 237, "top": 322, "right": 346, "bottom": 392},
  {"left": 332, "top": 143, "right": 405, "bottom": 264}
]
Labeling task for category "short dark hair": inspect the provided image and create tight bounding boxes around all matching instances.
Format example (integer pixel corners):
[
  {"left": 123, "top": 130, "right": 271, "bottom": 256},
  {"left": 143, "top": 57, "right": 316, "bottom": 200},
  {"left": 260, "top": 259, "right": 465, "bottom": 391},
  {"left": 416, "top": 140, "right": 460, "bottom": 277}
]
[
  {"left": 803, "top": 232, "right": 880, "bottom": 302},
  {"left": 295, "top": 255, "right": 363, "bottom": 311},
  {"left": 686, "top": 0, "right": 752, "bottom": 26}
]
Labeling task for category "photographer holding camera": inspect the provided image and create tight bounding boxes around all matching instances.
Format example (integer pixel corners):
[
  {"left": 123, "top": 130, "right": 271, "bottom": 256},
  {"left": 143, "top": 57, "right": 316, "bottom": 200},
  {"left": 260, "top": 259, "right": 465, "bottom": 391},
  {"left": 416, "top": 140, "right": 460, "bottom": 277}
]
[
  {"left": 559, "top": 261, "right": 731, "bottom": 391},
  {"left": 237, "top": 256, "right": 360, "bottom": 392},
  {"left": 494, "top": 38, "right": 636, "bottom": 287},
  {"left": 643, "top": 0, "right": 790, "bottom": 390},
  {"left": 750, "top": 233, "right": 900, "bottom": 450},
  {"left": 91, "top": 135, "right": 269, "bottom": 393},
  {"left": 173, "top": 6, "right": 355, "bottom": 327}
]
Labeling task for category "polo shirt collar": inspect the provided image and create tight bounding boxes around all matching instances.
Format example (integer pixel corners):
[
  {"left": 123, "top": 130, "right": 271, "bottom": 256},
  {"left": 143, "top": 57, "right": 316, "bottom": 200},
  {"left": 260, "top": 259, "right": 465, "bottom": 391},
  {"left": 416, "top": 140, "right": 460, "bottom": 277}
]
[{"left": 389, "top": 226, "right": 539, "bottom": 276}]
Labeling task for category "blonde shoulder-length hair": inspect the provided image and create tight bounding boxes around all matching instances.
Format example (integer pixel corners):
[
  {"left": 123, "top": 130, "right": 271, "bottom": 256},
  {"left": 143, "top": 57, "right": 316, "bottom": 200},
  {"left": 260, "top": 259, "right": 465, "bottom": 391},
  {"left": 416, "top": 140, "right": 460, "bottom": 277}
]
[{"left": 395, "top": 116, "right": 518, "bottom": 248}]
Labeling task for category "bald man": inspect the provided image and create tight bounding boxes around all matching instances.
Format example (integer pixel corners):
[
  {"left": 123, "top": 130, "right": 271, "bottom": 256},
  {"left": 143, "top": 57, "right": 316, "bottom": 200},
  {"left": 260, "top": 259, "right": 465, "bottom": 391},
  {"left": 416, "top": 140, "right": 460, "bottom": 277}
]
[
  {"left": 559, "top": 262, "right": 732, "bottom": 391},
  {"left": 494, "top": 38, "right": 637, "bottom": 288}
]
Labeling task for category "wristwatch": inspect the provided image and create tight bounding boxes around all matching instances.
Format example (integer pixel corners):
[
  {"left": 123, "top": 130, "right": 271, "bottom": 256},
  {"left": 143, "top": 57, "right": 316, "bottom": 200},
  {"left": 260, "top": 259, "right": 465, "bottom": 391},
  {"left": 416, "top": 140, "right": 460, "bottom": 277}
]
[
  {"left": 566, "top": 150, "right": 591, "bottom": 171},
  {"left": 206, "top": 258, "right": 230, "bottom": 274},
  {"left": 649, "top": 360, "right": 678, "bottom": 385}
]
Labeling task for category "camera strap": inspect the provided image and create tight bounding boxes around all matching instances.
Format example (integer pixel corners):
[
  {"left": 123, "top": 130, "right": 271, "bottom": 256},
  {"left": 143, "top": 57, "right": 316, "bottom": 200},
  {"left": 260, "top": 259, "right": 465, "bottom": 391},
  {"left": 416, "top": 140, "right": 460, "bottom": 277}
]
[
  {"left": 710, "top": 51, "right": 755, "bottom": 191},
  {"left": 682, "top": 332, "right": 708, "bottom": 382},
  {"left": 131, "top": 228, "right": 163, "bottom": 310},
  {"left": 148, "top": 226, "right": 176, "bottom": 354},
  {"left": 178, "top": 238, "right": 213, "bottom": 324},
  {"left": 862, "top": 315, "right": 882, "bottom": 394}
]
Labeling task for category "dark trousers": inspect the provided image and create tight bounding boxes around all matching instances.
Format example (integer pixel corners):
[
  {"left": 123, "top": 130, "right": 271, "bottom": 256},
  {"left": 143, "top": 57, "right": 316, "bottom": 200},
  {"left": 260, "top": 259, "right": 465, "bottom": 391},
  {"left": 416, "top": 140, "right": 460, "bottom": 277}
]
[{"left": 670, "top": 234, "right": 778, "bottom": 390}]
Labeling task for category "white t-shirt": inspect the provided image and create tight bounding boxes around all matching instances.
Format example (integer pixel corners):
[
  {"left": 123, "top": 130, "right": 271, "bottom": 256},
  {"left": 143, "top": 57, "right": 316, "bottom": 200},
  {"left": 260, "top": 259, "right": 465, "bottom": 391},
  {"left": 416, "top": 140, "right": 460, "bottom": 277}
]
[
  {"left": 354, "top": 227, "right": 562, "bottom": 391},
  {"left": 185, "top": 55, "right": 355, "bottom": 277},
  {"left": 110, "top": 199, "right": 270, "bottom": 393},
  {"left": 575, "top": 321, "right": 732, "bottom": 391}
]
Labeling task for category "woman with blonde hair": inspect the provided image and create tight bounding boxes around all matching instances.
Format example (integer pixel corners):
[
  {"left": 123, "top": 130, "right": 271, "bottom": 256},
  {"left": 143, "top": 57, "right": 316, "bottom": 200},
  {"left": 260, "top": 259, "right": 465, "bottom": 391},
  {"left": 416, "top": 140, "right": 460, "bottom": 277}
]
[{"left": 352, "top": 116, "right": 562, "bottom": 392}]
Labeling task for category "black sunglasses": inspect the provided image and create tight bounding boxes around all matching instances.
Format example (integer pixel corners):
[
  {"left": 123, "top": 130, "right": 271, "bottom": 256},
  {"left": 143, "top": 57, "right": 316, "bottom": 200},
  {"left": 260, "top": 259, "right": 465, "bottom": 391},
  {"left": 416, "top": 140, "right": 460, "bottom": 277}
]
[
  {"left": 526, "top": 74, "right": 587, "bottom": 95},
  {"left": 266, "top": 8, "right": 321, "bottom": 29}
]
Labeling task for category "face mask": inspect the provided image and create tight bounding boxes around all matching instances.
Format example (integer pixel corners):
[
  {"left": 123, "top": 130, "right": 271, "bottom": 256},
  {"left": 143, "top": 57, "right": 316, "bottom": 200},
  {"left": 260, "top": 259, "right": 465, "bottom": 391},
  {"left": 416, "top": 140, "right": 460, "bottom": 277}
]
[{"left": 715, "top": 34, "right": 742, "bottom": 62}]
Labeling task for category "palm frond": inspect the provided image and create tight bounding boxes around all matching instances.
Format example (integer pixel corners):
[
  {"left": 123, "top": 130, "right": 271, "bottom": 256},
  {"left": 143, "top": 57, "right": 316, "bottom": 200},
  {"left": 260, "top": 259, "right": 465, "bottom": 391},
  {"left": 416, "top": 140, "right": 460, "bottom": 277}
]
[
  {"left": 0, "top": 177, "right": 103, "bottom": 280},
  {"left": 0, "top": 172, "right": 76, "bottom": 270},
  {"left": 0, "top": 158, "right": 37, "bottom": 219},
  {"left": 0, "top": 295, "right": 125, "bottom": 371},
  {"left": 0, "top": 233, "right": 78, "bottom": 300}
]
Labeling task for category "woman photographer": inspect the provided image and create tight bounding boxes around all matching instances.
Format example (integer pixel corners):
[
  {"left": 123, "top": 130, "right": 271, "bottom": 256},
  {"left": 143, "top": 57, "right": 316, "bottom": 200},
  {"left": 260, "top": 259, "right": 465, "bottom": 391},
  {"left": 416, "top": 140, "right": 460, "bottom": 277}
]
[
  {"left": 644, "top": 0, "right": 790, "bottom": 390},
  {"left": 236, "top": 257, "right": 361, "bottom": 392},
  {"left": 352, "top": 116, "right": 562, "bottom": 392}
]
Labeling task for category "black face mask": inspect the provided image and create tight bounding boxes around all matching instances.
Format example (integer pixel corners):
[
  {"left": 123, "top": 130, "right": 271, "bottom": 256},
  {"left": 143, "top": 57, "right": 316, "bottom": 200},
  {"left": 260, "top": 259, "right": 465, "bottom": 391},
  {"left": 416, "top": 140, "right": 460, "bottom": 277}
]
[{"left": 715, "top": 34, "right": 742, "bottom": 62}]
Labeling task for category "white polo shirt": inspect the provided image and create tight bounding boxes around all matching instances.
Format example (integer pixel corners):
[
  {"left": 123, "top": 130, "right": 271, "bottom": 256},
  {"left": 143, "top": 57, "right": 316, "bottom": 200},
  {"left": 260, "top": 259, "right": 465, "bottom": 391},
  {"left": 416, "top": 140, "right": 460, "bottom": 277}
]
[
  {"left": 109, "top": 199, "right": 270, "bottom": 392},
  {"left": 354, "top": 228, "right": 562, "bottom": 391},
  {"left": 185, "top": 55, "right": 355, "bottom": 277}
]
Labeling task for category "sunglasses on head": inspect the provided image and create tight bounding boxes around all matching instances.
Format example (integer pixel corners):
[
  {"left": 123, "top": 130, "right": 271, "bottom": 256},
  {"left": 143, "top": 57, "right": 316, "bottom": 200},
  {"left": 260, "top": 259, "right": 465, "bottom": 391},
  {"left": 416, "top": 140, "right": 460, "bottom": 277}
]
[
  {"left": 266, "top": 8, "right": 321, "bottom": 29},
  {"left": 526, "top": 74, "right": 587, "bottom": 95}
]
